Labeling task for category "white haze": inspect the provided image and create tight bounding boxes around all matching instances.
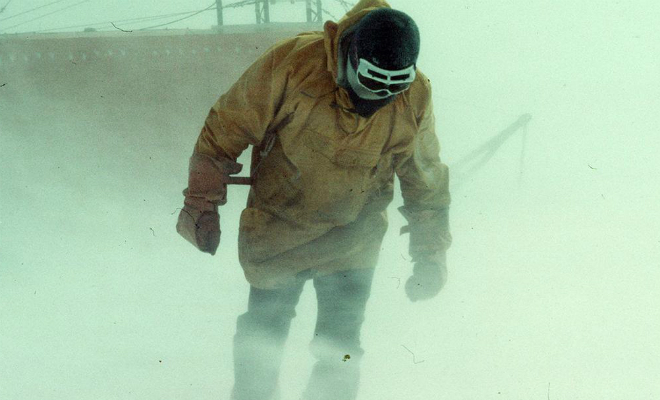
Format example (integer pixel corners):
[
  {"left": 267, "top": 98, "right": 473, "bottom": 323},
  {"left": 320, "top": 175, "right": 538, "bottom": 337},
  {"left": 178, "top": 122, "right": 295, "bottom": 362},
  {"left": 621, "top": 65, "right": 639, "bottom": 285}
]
[{"left": 1, "top": 0, "right": 659, "bottom": 399}]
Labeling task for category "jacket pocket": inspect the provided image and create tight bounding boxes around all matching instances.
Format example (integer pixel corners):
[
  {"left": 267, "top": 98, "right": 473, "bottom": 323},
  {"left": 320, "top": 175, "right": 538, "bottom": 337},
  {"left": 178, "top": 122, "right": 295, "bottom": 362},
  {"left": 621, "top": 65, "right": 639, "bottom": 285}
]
[
  {"left": 296, "top": 128, "right": 382, "bottom": 224},
  {"left": 302, "top": 128, "right": 381, "bottom": 169}
]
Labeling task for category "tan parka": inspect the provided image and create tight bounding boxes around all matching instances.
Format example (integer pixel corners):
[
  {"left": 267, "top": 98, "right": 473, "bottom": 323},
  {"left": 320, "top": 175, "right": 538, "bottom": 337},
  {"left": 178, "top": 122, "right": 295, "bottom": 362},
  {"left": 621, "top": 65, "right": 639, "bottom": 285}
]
[{"left": 193, "top": 0, "right": 451, "bottom": 289}]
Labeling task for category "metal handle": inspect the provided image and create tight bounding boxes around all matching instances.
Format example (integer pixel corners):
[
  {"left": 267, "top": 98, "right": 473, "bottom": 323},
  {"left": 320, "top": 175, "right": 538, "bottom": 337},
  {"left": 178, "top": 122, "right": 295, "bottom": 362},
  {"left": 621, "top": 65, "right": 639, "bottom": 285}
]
[{"left": 227, "top": 176, "right": 253, "bottom": 186}]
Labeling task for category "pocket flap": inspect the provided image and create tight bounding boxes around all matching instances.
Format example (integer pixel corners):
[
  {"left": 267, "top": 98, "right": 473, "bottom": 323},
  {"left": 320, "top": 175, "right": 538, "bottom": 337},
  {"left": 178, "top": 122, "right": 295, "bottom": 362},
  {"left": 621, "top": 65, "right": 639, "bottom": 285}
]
[{"left": 304, "top": 129, "right": 380, "bottom": 168}]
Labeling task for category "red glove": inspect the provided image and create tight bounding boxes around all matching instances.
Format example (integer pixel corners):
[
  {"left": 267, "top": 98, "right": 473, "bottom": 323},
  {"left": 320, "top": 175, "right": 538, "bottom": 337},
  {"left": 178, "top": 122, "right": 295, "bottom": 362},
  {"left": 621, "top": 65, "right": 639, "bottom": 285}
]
[{"left": 176, "top": 153, "right": 242, "bottom": 255}]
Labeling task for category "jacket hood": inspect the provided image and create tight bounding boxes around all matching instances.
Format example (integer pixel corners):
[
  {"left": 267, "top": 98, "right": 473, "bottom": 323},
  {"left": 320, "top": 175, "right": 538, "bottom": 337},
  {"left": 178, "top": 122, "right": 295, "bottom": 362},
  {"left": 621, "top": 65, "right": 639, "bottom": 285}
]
[{"left": 323, "top": 0, "right": 392, "bottom": 82}]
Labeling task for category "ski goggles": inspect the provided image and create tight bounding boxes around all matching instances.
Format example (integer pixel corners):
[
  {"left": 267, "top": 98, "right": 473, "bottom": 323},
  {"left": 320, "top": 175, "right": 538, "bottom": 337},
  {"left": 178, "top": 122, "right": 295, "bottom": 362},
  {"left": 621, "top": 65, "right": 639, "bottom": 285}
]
[{"left": 353, "top": 57, "right": 416, "bottom": 97}]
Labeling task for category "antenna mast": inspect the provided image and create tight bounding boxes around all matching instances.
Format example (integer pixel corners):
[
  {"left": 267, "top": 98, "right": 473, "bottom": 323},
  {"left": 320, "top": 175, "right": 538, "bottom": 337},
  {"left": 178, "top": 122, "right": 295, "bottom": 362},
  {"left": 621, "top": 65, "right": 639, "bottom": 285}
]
[{"left": 216, "top": 0, "right": 223, "bottom": 26}]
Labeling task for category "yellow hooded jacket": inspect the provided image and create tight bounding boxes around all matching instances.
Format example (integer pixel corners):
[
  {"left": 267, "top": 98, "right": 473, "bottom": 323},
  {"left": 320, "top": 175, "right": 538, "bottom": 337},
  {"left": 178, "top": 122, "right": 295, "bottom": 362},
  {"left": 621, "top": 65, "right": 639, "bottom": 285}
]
[{"left": 194, "top": 0, "right": 451, "bottom": 289}]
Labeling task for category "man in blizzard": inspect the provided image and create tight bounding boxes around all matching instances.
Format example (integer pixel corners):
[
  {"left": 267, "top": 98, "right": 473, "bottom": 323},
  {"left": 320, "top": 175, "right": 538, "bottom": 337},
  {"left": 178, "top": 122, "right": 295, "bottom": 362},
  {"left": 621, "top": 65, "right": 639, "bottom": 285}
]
[{"left": 176, "top": 0, "right": 451, "bottom": 399}]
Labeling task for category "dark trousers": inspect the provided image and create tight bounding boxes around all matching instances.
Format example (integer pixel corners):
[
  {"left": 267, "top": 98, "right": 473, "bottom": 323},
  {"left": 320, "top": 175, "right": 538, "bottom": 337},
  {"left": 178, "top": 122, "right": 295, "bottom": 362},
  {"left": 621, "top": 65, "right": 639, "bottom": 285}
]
[{"left": 231, "top": 268, "right": 375, "bottom": 400}]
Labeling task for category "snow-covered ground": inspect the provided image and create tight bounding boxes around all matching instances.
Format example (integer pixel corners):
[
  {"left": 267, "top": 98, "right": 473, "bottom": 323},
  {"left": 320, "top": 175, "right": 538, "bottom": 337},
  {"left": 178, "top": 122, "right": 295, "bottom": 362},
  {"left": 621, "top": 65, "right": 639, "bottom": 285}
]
[{"left": 1, "top": 1, "right": 659, "bottom": 399}]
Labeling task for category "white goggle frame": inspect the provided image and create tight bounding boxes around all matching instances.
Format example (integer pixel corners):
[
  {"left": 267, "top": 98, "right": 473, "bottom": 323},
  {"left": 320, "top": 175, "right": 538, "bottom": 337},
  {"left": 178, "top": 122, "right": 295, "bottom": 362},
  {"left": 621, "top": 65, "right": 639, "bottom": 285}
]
[{"left": 355, "top": 58, "right": 416, "bottom": 95}]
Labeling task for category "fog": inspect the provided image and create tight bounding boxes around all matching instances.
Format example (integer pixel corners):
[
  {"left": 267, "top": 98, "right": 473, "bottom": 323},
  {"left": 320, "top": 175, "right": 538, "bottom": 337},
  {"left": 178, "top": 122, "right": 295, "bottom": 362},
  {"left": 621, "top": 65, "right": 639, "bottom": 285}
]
[{"left": 1, "top": 1, "right": 659, "bottom": 399}]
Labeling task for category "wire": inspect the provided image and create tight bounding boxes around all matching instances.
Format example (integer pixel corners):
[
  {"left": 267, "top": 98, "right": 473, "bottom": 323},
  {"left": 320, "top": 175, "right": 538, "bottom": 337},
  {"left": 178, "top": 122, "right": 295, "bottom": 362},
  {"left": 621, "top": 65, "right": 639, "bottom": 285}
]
[
  {"left": 34, "top": 10, "right": 206, "bottom": 32},
  {"left": 0, "top": 0, "right": 68, "bottom": 22},
  {"left": 135, "top": 0, "right": 264, "bottom": 31},
  {"left": 222, "top": 0, "right": 258, "bottom": 9},
  {"left": 5, "top": 0, "right": 331, "bottom": 34},
  {"left": 322, "top": 7, "right": 337, "bottom": 21},
  {"left": 138, "top": 2, "right": 216, "bottom": 31},
  {"left": 0, "top": 0, "right": 12, "bottom": 14},
  {"left": 20, "top": 0, "right": 257, "bottom": 34},
  {"left": 334, "top": 0, "right": 354, "bottom": 13},
  {"left": 0, "top": 0, "right": 93, "bottom": 32}
]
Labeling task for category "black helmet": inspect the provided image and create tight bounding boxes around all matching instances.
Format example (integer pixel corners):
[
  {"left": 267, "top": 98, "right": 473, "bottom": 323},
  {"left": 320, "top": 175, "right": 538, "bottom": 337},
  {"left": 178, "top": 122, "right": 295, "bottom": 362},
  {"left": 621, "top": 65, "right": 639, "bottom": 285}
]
[{"left": 350, "top": 8, "right": 421, "bottom": 71}]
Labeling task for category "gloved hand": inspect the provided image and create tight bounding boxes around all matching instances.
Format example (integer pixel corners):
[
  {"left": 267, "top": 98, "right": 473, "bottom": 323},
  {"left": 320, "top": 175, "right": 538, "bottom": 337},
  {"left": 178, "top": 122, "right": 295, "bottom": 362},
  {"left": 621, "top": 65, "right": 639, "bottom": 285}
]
[
  {"left": 177, "top": 196, "right": 222, "bottom": 255},
  {"left": 405, "top": 252, "right": 448, "bottom": 302},
  {"left": 176, "top": 153, "right": 242, "bottom": 255}
]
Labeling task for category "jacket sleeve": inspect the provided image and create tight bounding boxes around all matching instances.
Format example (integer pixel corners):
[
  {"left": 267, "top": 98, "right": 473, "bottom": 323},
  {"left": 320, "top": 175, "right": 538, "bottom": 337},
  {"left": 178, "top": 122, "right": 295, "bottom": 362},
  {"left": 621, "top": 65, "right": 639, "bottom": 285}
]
[
  {"left": 395, "top": 85, "right": 452, "bottom": 261},
  {"left": 193, "top": 43, "right": 289, "bottom": 161}
]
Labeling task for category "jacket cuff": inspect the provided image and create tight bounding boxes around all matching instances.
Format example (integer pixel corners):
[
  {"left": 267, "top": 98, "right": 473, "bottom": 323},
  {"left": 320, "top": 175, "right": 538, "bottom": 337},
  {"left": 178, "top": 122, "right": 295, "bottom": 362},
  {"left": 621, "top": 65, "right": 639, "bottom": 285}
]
[
  {"left": 399, "top": 206, "right": 452, "bottom": 260},
  {"left": 184, "top": 152, "right": 243, "bottom": 206}
]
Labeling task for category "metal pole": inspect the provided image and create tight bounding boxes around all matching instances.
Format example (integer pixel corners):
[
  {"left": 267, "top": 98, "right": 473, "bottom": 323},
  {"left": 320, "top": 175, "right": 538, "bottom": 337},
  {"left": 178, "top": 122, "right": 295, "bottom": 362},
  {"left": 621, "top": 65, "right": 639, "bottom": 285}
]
[
  {"left": 305, "top": 0, "right": 312, "bottom": 22},
  {"left": 255, "top": 0, "right": 270, "bottom": 24},
  {"left": 315, "top": 0, "right": 322, "bottom": 22},
  {"left": 216, "top": 0, "right": 223, "bottom": 26},
  {"left": 264, "top": 0, "right": 270, "bottom": 23}
]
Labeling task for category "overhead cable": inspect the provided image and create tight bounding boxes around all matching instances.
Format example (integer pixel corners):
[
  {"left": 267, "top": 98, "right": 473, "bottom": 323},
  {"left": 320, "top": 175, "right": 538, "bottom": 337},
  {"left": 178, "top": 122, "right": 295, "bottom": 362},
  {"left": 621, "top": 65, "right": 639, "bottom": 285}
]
[
  {"left": 5, "top": 0, "right": 338, "bottom": 34},
  {"left": 322, "top": 8, "right": 337, "bottom": 21},
  {"left": 138, "top": 2, "right": 216, "bottom": 31},
  {"left": 0, "top": 0, "right": 94, "bottom": 32},
  {"left": 22, "top": 0, "right": 258, "bottom": 34},
  {"left": 1, "top": 0, "right": 12, "bottom": 14},
  {"left": 134, "top": 1, "right": 259, "bottom": 31},
  {"left": 34, "top": 10, "right": 203, "bottom": 33},
  {"left": 334, "top": 0, "right": 354, "bottom": 13},
  {"left": 222, "top": 0, "right": 258, "bottom": 9},
  {"left": 0, "top": 0, "right": 68, "bottom": 23}
]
